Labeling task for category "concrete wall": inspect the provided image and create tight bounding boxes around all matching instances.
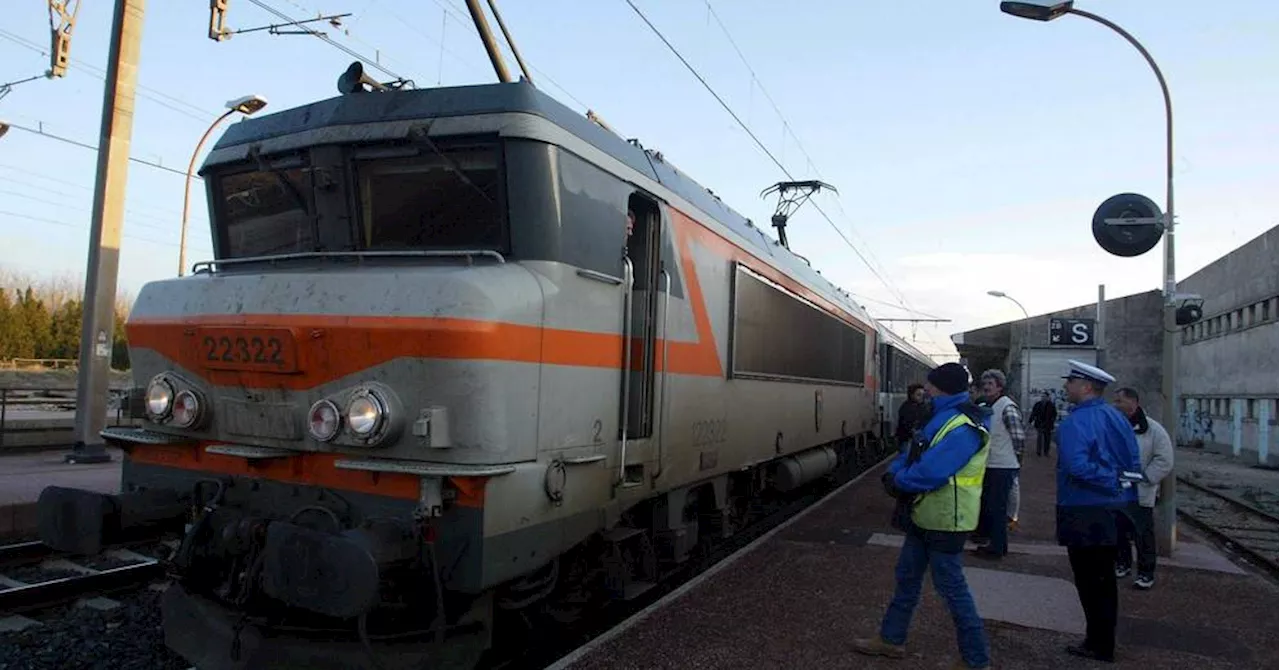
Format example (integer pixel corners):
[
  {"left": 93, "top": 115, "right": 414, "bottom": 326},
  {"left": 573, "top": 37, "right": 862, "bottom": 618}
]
[{"left": 1175, "top": 226, "right": 1279, "bottom": 463}]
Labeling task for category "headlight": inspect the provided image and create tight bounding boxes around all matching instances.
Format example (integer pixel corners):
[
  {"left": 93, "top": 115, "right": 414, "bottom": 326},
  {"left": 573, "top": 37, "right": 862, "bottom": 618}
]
[
  {"left": 345, "top": 391, "right": 387, "bottom": 439},
  {"left": 145, "top": 377, "right": 174, "bottom": 420},
  {"left": 171, "top": 390, "right": 203, "bottom": 428},
  {"left": 308, "top": 400, "right": 341, "bottom": 442}
]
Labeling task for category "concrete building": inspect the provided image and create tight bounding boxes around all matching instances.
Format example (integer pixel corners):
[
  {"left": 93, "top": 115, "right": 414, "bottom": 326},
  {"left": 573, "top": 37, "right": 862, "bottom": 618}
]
[
  {"left": 951, "top": 226, "right": 1278, "bottom": 465},
  {"left": 1175, "top": 226, "right": 1278, "bottom": 464}
]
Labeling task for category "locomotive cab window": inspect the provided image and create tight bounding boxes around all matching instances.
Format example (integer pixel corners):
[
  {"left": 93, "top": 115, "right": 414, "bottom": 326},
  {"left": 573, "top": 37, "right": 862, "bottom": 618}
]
[
  {"left": 215, "top": 159, "right": 316, "bottom": 258},
  {"left": 354, "top": 142, "right": 506, "bottom": 252}
]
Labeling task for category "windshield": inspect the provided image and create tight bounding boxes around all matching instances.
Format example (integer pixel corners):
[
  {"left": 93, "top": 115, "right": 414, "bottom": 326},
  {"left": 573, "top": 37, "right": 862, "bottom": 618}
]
[
  {"left": 217, "top": 165, "right": 315, "bottom": 258},
  {"left": 355, "top": 142, "right": 505, "bottom": 251}
]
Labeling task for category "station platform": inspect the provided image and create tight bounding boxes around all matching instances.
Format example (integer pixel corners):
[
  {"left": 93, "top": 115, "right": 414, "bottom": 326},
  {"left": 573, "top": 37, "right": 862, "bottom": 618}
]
[
  {"left": 0, "top": 447, "right": 123, "bottom": 540},
  {"left": 550, "top": 451, "right": 1279, "bottom": 669}
]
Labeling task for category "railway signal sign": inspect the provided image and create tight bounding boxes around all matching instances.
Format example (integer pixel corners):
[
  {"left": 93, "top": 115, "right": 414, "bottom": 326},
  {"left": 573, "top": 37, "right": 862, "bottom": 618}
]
[
  {"left": 1092, "top": 192, "right": 1165, "bottom": 257},
  {"left": 1049, "top": 318, "right": 1095, "bottom": 346}
]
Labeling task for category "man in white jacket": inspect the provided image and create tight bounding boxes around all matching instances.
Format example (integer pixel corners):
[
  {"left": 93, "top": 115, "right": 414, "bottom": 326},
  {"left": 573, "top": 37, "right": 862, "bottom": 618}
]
[{"left": 1111, "top": 387, "right": 1174, "bottom": 590}]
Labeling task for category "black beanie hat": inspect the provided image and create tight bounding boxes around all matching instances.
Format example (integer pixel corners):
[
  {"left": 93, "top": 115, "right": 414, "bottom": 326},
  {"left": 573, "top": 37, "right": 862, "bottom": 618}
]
[{"left": 927, "top": 362, "right": 970, "bottom": 395}]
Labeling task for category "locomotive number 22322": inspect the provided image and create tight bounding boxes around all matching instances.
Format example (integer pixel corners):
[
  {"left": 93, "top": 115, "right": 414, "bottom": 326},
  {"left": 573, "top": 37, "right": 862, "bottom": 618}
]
[{"left": 196, "top": 328, "right": 298, "bottom": 372}]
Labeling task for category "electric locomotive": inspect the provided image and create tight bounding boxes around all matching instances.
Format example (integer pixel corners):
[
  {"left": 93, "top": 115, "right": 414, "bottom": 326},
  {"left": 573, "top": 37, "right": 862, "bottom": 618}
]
[{"left": 36, "top": 61, "right": 915, "bottom": 668}]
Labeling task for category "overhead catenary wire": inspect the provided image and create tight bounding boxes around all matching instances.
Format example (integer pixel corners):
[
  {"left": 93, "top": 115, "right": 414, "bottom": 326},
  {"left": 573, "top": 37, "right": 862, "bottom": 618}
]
[
  {"left": 0, "top": 164, "right": 196, "bottom": 221},
  {"left": 383, "top": 0, "right": 591, "bottom": 111},
  {"left": 0, "top": 28, "right": 213, "bottom": 124},
  {"left": 245, "top": 0, "right": 409, "bottom": 82},
  {"left": 0, "top": 209, "right": 211, "bottom": 251},
  {"left": 3, "top": 122, "right": 195, "bottom": 178},
  {"left": 623, "top": 1, "right": 920, "bottom": 317},
  {"left": 0, "top": 187, "right": 188, "bottom": 236},
  {"left": 700, "top": 1, "right": 914, "bottom": 315}
]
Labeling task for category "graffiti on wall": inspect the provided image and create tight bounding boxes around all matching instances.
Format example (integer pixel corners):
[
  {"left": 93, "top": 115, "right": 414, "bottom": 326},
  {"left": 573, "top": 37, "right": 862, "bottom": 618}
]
[{"left": 1178, "top": 406, "right": 1216, "bottom": 447}]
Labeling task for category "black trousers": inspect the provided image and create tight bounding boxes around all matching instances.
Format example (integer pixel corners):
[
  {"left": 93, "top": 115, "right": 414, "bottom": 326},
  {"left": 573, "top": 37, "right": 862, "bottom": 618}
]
[
  {"left": 1067, "top": 545, "right": 1118, "bottom": 658},
  {"left": 1036, "top": 427, "right": 1053, "bottom": 455},
  {"left": 1116, "top": 504, "right": 1157, "bottom": 577},
  {"left": 977, "top": 468, "right": 1017, "bottom": 555}
]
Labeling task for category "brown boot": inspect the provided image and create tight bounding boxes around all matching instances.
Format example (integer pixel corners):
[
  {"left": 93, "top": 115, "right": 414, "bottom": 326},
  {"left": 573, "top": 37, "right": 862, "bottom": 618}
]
[{"left": 851, "top": 636, "right": 906, "bottom": 659}]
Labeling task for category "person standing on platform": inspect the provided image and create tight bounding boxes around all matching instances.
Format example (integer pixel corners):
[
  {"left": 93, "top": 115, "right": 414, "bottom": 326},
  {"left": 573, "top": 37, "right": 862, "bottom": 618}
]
[
  {"left": 972, "top": 369, "right": 1024, "bottom": 559},
  {"left": 1054, "top": 360, "right": 1143, "bottom": 663},
  {"left": 854, "top": 362, "right": 992, "bottom": 669},
  {"left": 1111, "top": 387, "right": 1174, "bottom": 590},
  {"left": 896, "top": 383, "right": 932, "bottom": 452},
  {"left": 1031, "top": 392, "right": 1058, "bottom": 456}
]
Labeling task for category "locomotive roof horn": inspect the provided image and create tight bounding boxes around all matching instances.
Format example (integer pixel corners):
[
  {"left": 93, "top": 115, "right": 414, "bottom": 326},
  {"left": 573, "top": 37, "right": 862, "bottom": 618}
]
[
  {"left": 337, "top": 61, "right": 413, "bottom": 94},
  {"left": 761, "top": 180, "right": 837, "bottom": 250}
]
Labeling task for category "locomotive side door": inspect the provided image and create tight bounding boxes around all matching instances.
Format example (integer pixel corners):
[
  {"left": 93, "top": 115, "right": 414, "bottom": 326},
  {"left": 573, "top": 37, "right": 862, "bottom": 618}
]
[{"left": 618, "top": 192, "right": 664, "bottom": 490}]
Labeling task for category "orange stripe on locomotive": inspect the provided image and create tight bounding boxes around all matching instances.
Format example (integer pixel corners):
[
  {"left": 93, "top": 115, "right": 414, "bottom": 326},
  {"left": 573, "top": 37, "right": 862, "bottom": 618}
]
[{"left": 126, "top": 203, "right": 872, "bottom": 391}]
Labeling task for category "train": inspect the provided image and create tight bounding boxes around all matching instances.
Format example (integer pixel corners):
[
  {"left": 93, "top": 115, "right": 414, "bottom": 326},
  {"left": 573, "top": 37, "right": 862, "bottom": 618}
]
[
  {"left": 876, "top": 324, "right": 936, "bottom": 443},
  {"left": 35, "top": 27, "right": 939, "bottom": 670}
]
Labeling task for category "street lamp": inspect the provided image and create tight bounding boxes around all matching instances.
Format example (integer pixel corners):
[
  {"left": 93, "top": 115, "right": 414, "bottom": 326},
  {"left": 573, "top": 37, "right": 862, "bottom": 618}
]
[
  {"left": 988, "top": 291, "right": 1032, "bottom": 407},
  {"left": 177, "top": 94, "right": 268, "bottom": 276},
  {"left": 998, "top": 1, "right": 1073, "bottom": 21},
  {"left": 0, "top": 121, "right": 9, "bottom": 139},
  {"left": 998, "top": 0, "right": 1179, "bottom": 555}
]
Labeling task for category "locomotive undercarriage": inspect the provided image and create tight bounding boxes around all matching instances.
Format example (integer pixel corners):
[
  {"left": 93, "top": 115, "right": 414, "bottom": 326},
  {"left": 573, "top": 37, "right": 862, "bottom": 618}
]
[{"left": 37, "top": 432, "right": 881, "bottom": 669}]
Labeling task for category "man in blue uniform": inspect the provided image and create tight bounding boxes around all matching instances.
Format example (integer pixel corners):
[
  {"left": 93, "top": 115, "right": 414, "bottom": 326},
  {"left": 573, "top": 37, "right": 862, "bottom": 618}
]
[{"left": 1055, "top": 360, "right": 1143, "bottom": 663}]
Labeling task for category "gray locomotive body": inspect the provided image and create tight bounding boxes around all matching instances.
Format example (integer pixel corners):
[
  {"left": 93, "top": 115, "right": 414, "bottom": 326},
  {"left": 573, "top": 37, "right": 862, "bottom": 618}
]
[{"left": 39, "top": 80, "right": 903, "bottom": 668}]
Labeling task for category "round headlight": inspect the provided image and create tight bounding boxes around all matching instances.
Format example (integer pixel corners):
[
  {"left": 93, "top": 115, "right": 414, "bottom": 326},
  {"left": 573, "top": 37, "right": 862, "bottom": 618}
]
[
  {"left": 345, "top": 392, "right": 386, "bottom": 438},
  {"left": 171, "top": 390, "right": 203, "bottom": 428},
  {"left": 145, "top": 377, "right": 174, "bottom": 420},
  {"left": 308, "top": 400, "right": 341, "bottom": 442}
]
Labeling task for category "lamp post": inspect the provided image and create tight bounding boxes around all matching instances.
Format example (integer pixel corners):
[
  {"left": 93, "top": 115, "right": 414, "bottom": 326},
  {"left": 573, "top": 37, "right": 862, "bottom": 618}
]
[
  {"left": 177, "top": 94, "right": 268, "bottom": 276},
  {"left": 989, "top": 290, "right": 1032, "bottom": 407},
  {"left": 999, "top": 0, "right": 1178, "bottom": 555}
]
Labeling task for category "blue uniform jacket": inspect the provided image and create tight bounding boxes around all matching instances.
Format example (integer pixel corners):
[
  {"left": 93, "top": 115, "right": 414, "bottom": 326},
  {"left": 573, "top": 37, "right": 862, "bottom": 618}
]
[
  {"left": 1056, "top": 397, "right": 1142, "bottom": 507},
  {"left": 888, "top": 393, "right": 984, "bottom": 495},
  {"left": 1055, "top": 397, "right": 1142, "bottom": 546}
]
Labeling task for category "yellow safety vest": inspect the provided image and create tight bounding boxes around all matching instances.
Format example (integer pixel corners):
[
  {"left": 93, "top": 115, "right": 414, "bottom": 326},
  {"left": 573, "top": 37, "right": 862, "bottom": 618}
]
[{"left": 911, "top": 412, "right": 990, "bottom": 532}]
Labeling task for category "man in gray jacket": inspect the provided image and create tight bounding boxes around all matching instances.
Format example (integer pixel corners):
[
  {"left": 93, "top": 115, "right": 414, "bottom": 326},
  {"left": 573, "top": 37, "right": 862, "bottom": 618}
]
[{"left": 1111, "top": 387, "right": 1174, "bottom": 590}]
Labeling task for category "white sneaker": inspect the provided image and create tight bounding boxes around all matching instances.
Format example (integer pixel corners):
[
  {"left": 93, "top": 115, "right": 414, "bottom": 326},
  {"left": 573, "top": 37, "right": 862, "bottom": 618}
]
[
  {"left": 1134, "top": 574, "right": 1155, "bottom": 590},
  {"left": 1114, "top": 565, "right": 1131, "bottom": 578}
]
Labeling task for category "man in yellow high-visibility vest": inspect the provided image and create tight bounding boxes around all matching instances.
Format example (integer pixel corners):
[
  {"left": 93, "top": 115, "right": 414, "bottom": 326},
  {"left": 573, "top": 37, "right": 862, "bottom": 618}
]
[{"left": 854, "top": 362, "right": 992, "bottom": 670}]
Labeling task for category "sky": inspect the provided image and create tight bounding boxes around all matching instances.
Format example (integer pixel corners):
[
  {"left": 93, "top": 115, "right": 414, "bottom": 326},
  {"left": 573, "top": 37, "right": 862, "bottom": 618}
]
[{"left": 0, "top": 0, "right": 1276, "bottom": 363}]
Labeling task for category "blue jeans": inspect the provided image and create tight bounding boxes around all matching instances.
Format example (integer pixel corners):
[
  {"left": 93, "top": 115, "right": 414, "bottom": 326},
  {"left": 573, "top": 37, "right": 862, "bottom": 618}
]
[
  {"left": 980, "top": 468, "right": 1018, "bottom": 555},
  {"left": 880, "top": 528, "right": 990, "bottom": 668}
]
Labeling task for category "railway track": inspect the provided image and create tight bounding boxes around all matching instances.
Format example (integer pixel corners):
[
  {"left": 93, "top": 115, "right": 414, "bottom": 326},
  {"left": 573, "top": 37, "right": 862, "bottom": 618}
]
[
  {"left": 0, "top": 539, "right": 174, "bottom": 614},
  {"left": 1176, "top": 476, "right": 1278, "bottom": 575}
]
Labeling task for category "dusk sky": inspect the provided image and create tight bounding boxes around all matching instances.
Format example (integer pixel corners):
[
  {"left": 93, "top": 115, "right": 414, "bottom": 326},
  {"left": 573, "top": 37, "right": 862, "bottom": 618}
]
[{"left": 1, "top": 0, "right": 1276, "bottom": 361}]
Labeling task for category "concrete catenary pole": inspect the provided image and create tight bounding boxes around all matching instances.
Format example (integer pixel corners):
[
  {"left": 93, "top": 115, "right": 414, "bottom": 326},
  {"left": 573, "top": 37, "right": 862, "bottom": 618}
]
[
  {"left": 68, "top": 0, "right": 145, "bottom": 464},
  {"left": 1096, "top": 284, "right": 1106, "bottom": 369}
]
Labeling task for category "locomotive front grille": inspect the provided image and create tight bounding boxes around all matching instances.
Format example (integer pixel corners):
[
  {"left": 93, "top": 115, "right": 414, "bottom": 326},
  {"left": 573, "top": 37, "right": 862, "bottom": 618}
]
[{"left": 219, "top": 398, "right": 301, "bottom": 440}]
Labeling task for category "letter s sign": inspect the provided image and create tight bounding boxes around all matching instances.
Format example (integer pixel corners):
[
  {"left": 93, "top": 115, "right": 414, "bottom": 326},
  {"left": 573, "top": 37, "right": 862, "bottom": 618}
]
[{"left": 1071, "top": 323, "right": 1090, "bottom": 344}]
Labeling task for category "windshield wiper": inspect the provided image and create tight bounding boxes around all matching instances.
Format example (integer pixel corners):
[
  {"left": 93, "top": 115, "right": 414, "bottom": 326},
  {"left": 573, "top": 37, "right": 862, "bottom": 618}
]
[
  {"left": 407, "top": 124, "right": 496, "bottom": 208},
  {"left": 248, "top": 145, "right": 311, "bottom": 214}
]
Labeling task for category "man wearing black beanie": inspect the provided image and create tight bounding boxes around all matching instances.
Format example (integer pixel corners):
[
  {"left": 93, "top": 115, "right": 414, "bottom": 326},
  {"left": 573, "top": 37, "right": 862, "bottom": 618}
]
[
  {"left": 928, "top": 362, "right": 972, "bottom": 396},
  {"left": 854, "top": 362, "right": 992, "bottom": 668}
]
